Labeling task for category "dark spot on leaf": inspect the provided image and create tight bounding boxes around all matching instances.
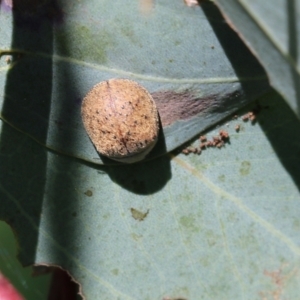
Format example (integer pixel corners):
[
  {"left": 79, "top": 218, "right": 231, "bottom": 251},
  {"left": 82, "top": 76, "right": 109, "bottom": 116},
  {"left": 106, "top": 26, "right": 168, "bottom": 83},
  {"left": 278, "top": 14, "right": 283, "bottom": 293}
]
[
  {"left": 84, "top": 190, "right": 93, "bottom": 197},
  {"left": 152, "top": 90, "right": 220, "bottom": 127},
  {"left": 130, "top": 208, "right": 149, "bottom": 221}
]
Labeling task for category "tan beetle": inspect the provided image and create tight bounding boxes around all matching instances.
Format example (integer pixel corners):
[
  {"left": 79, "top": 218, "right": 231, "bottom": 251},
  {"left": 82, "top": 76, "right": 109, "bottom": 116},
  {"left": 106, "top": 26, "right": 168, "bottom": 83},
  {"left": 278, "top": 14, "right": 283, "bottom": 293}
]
[{"left": 81, "top": 79, "right": 160, "bottom": 163}]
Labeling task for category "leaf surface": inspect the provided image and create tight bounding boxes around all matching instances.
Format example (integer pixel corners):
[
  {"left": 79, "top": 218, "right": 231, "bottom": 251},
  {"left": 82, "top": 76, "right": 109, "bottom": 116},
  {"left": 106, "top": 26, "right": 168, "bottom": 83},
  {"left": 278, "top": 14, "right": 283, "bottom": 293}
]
[{"left": 1, "top": 1, "right": 299, "bottom": 300}]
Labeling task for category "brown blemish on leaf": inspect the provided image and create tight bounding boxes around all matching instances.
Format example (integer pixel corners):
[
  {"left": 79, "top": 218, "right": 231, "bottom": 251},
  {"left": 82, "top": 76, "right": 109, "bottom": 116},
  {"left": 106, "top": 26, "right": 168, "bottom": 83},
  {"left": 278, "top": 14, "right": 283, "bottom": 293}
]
[
  {"left": 260, "top": 265, "right": 297, "bottom": 300},
  {"left": 199, "top": 135, "right": 207, "bottom": 142},
  {"left": 84, "top": 190, "right": 93, "bottom": 197},
  {"left": 219, "top": 129, "right": 229, "bottom": 140},
  {"left": 152, "top": 90, "right": 217, "bottom": 127},
  {"left": 139, "top": 0, "right": 153, "bottom": 15},
  {"left": 130, "top": 208, "right": 149, "bottom": 221}
]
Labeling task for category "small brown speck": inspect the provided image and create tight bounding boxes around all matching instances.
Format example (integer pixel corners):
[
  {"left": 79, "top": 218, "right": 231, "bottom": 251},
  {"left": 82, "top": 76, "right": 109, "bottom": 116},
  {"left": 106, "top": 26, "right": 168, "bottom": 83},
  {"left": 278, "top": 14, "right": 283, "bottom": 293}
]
[
  {"left": 190, "top": 147, "right": 196, "bottom": 153},
  {"left": 206, "top": 140, "right": 214, "bottom": 147},
  {"left": 200, "top": 135, "right": 207, "bottom": 142},
  {"left": 216, "top": 141, "right": 224, "bottom": 148},
  {"left": 213, "top": 136, "right": 221, "bottom": 144},
  {"left": 242, "top": 114, "right": 249, "bottom": 121},
  {"left": 84, "top": 190, "right": 93, "bottom": 197},
  {"left": 182, "top": 148, "right": 189, "bottom": 155},
  {"left": 139, "top": 0, "right": 153, "bottom": 15},
  {"left": 181, "top": 145, "right": 202, "bottom": 155},
  {"left": 130, "top": 208, "right": 149, "bottom": 221},
  {"left": 248, "top": 111, "right": 256, "bottom": 122},
  {"left": 5, "top": 56, "right": 12, "bottom": 64},
  {"left": 235, "top": 124, "right": 240, "bottom": 132},
  {"left": 219, "top": 130, "right": 229, "bottom": 140},
  {"left": 200, "top": 142, "right": 207, "bottom": 149}
]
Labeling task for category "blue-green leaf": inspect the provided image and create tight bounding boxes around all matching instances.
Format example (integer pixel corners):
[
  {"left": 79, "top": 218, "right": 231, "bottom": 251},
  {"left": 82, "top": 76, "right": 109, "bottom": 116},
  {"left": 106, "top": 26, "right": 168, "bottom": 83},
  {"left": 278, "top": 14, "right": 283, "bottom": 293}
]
[{"left": 1, "top": 1, "right": 299, "bottom": 300}]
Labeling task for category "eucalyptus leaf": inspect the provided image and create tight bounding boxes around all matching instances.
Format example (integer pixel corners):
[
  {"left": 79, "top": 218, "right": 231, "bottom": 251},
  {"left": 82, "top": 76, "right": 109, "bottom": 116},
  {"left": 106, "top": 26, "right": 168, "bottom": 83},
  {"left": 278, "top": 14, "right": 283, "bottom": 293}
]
[
  {"left": 0, "top": 0, "right": 269, "bottom": 165},
  {"left": 2, "top": 1, "right": 300, "bottom": 300}
]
